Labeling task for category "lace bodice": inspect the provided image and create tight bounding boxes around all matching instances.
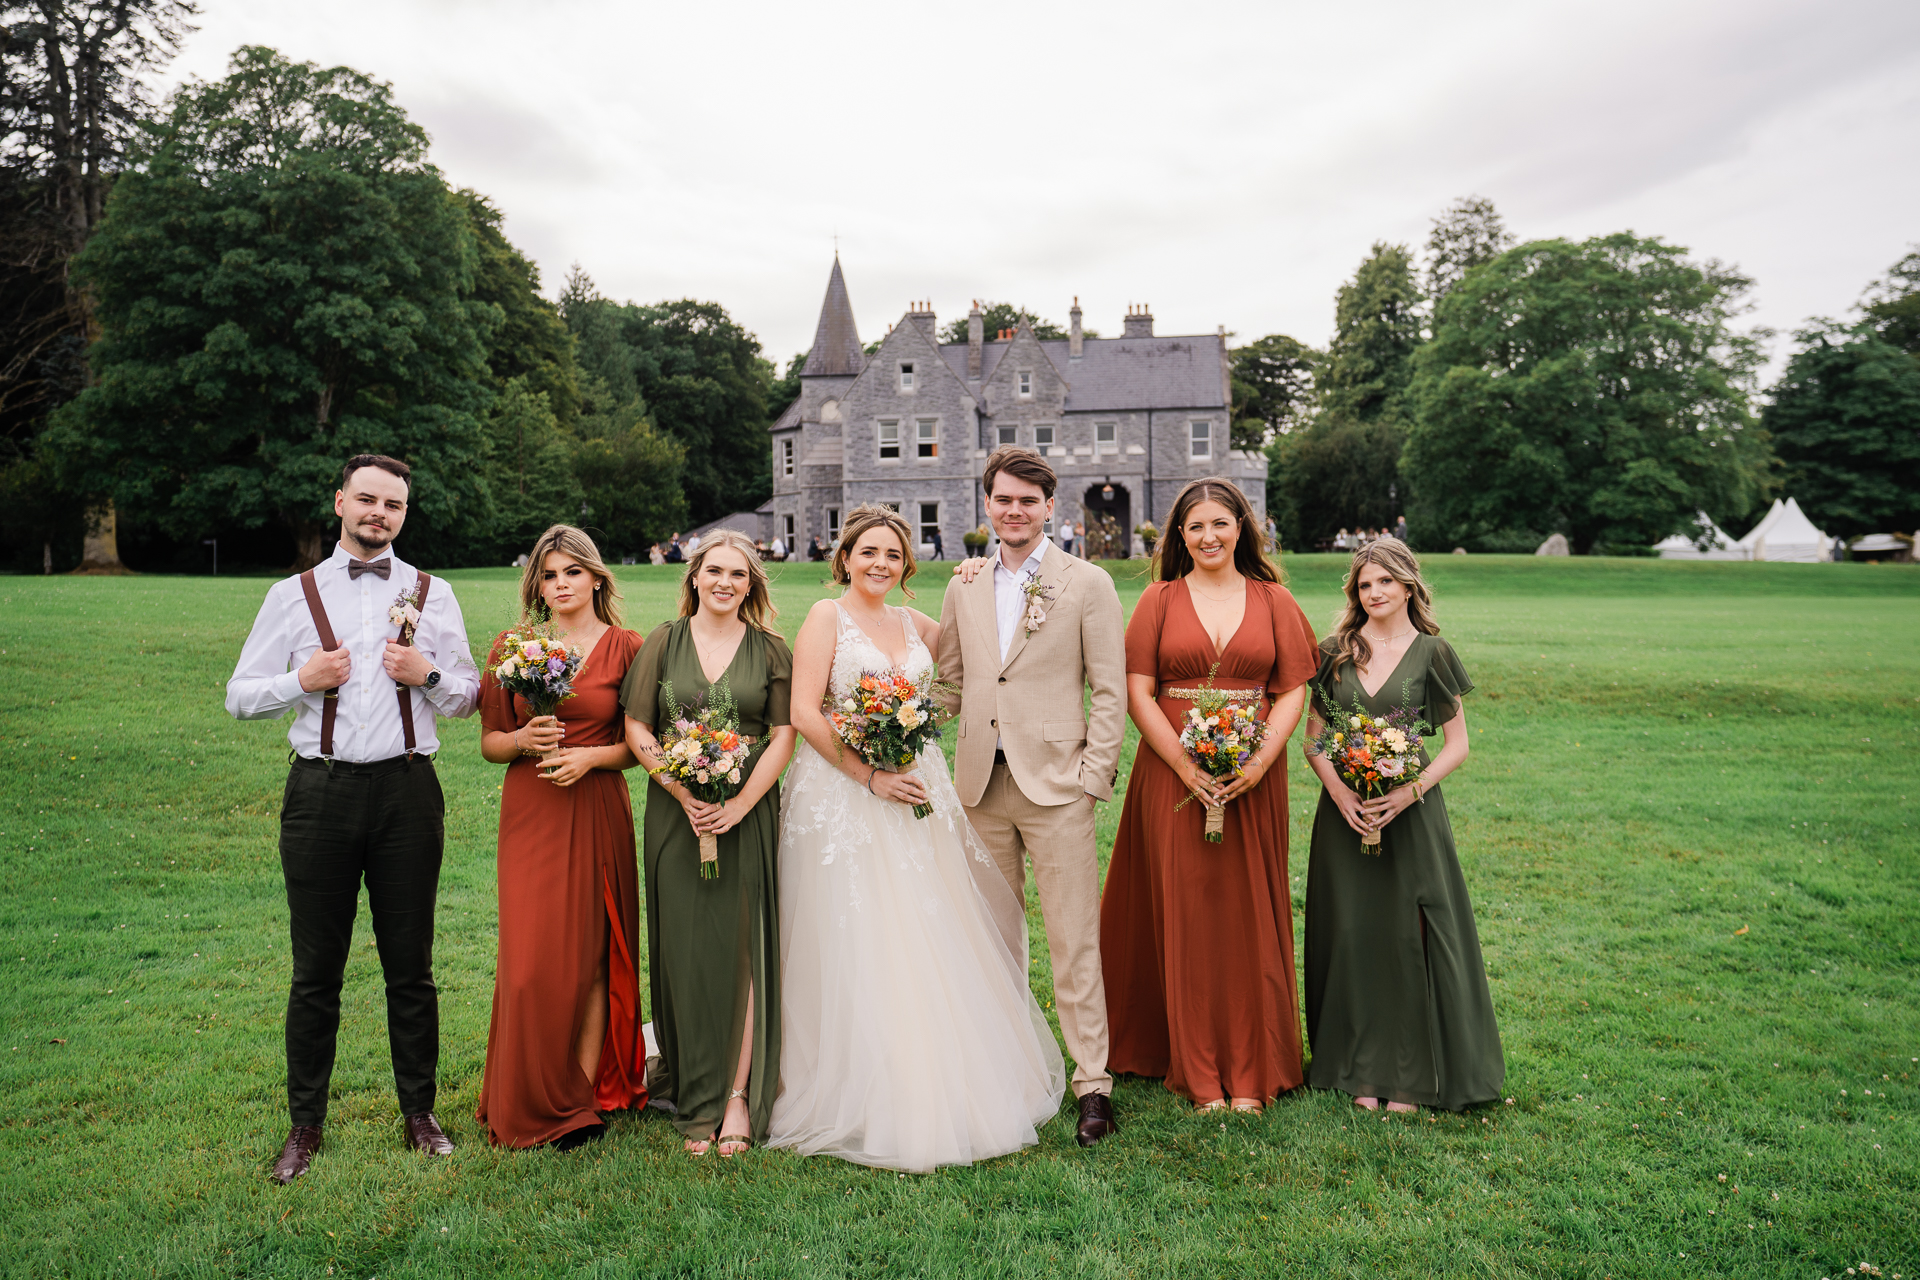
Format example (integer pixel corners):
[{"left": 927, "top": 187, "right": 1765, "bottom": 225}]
[{"left": 829, "top": 602, "right": 933, "bottom": 701}]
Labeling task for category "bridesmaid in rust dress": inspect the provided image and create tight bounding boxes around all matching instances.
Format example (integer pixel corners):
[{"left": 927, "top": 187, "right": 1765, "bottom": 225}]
[
  {"left": 476, "top": 526, "right": 647, "bottom": 1149},
  {"left": 1100, "top": 479, "right": 1318, "bottom": 1113}
]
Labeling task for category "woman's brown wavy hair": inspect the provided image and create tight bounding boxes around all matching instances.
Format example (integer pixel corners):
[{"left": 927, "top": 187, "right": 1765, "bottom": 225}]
[
  {"left": 1323, "top": 537, "right": 1439, "bottom": 683},
  {"left": 1150, "top": 477, "right": 1283, "bottom": 584}
]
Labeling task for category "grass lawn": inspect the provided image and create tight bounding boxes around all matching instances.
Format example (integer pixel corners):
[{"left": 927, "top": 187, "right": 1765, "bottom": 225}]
[{"left": 1, "top": 554, "right": 1916, "bottom": 1278}]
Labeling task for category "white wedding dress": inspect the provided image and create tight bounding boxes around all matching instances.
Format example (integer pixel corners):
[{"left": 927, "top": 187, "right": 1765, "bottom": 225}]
[{"left": 766, "top": 602, "right": 1066, "bottom": 1172}]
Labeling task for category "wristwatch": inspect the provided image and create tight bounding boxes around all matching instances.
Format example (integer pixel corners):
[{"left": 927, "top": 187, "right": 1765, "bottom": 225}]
[{"left": 424, "top": 667, "right": 443, "bottom": 690}]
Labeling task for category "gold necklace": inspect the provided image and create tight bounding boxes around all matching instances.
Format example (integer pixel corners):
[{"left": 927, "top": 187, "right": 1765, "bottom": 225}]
[
  {"left": 1187, "top": 576, "right": 1244, "bottom": 603},
  {"left": 692, "top": 619, "right": 744, "bottom": 663},
  {"left": 1363, "top": 626, "right": 1415, "bottom": 646}
]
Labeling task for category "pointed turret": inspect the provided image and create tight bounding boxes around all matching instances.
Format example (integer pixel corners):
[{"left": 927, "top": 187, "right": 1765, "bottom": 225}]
[{"left": 801, "top": 256, "right": 865, "bottom": 377}]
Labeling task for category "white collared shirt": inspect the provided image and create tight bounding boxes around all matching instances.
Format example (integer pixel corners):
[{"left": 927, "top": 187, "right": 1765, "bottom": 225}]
[
  {"left": 992, "top": 535, "right": 1049, "bottom": 663},
  {"left": 225, "top": 543, "right": 480, "bottom": 761}
]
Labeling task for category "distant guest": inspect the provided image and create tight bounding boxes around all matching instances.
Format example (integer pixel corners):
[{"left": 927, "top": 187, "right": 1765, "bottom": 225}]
[
  {"left": 929, "top": 528, "right": 944, "bottom": 560},
  {"left": 666, "top": 536, "right": 684, "bottom": 565}
]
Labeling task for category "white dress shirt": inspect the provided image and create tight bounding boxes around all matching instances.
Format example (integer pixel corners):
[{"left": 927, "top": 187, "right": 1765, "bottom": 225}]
[
  {"left": 225, "top": 543, "right": 480, "bottom": 761},
  {"left": 992, "top": 534, "right": 1049, "bottom": 663}
]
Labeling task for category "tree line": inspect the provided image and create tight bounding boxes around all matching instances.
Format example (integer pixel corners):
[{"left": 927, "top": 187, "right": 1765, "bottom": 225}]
[
  {"left": 2, "top": 16, "right": 772, "bottom": 573},
  {"left": 1237, "top": 199, "right": 1920, "bottom": 554}
]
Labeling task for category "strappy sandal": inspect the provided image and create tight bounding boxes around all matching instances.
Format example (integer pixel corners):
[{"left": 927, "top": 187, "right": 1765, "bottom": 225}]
[
  {"left": 683, "top": 1135, "right": 713, "bottom": 1157},
  {"left": 1230, "top": 1097, "right": 1264, "bottom": 1116},
  {"left": 1195, "top": 1099, "right": 1229, "bottom": 1114},
  {"left": 717, "top": 1088, "right": 752, "bottom": 1158}
]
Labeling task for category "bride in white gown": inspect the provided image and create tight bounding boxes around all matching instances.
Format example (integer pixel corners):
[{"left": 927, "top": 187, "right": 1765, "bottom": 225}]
[{"left": 768, "top": 505, "right": 1066, "bottom": 1173}]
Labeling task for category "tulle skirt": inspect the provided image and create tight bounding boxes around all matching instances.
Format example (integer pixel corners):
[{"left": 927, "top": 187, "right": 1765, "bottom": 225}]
[{"left": 767, "top": 741, "right": 1066, "bottom": 1172}]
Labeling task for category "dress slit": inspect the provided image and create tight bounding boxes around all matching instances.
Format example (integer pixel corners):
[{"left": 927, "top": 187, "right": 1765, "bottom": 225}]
[{"left": 595, "top": 866, "right": 646, "bottom": 1112}]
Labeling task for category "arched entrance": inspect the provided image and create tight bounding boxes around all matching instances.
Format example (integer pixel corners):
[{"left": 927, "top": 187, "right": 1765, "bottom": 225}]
[{"left": 1082, "top": 482, "right": 1132, "bottom": 559}]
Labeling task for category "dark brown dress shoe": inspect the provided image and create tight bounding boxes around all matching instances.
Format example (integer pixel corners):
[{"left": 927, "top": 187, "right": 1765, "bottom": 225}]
[
  {"left": 1075, "top": 1092, "right": 1118, "bottom": 1147},
  {"left": 272, "top": 1125, "right": 323, "bottom": 1184},
  {"left": 404, "top": 1111, "right": 454, "bottom": 1156}
]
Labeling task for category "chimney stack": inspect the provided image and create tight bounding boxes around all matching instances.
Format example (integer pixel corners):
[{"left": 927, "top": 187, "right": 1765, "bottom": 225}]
[
  {"left": 1122, "top": 304, "right": 1154, "bottom": 339},
  {"left": 967, "top": 300, "right": 983, "bottom": 378},
  {"left": 906, "top": 299, "right": 936, "bottom": 342},
  {"left": 1069, "top": 296, "right": 1083, "bottom": 359}
]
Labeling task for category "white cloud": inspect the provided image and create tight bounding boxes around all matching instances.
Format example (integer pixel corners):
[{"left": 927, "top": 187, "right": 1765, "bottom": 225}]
[{"left": 159, "top": 0, "right": 1920, "bottom": 370}]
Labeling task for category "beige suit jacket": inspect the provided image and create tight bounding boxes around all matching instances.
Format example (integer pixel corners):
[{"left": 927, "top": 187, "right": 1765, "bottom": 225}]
[{"left": 937, "top": 548, "right": 1128, "bottom": 809}]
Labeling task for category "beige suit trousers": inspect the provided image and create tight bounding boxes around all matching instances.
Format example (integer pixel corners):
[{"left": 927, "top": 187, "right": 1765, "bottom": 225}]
[{"left": 966, "top": 762, "right": 1111, "bottom": 1098}]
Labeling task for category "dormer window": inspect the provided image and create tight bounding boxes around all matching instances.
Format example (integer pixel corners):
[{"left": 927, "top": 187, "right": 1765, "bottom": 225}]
[
  {"left": 879, "top": 419, "right": 900, "bottom": 460},
  {"left": 1018, "top": 370, "right": 1032, "bottom": 398},
  {"left": 899, "top": 362, "right": 915, "bottom": 392}
]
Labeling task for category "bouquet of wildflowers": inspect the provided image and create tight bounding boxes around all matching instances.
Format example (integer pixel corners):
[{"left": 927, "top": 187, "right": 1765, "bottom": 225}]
[
  {"left": 490, "top": 623, "right": 590, "bottom": 769},
  {"left": 827, "top": 667, "right": 953, "bottom": 818},
  {"left": 1307, "top": 680, "right": 1431, "bottom": 851},
  {"left": 1173, "top": 666, "right": 1269, "bottom": 842},
  {"left": 653, "top": 679, "right": 752, "bottom": 877}
]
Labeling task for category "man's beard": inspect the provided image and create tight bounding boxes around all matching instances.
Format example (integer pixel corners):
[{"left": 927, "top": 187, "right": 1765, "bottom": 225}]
[
  {"left": 996, "top": 523, "right": 1035, "bottom": 549},
  {"left": 346, "top": 521, "right": 394, "bottom": 554}
]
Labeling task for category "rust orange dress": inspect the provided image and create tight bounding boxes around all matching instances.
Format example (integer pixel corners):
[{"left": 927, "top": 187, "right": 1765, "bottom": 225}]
[
  {"left": 476, "top": 626, "right": 648, "bottom": 1146},
  {"left": 1099, "top": 578, "right": 1319, "bottom": 1105}
]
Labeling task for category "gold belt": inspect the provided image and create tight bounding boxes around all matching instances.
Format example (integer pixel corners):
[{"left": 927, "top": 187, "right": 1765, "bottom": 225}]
[{"left": 1163, "top": 687, "right": 1264, "bottom": 702}]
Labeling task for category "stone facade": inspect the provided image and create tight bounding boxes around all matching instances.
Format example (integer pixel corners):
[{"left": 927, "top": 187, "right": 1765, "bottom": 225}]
[{"left": 768, "top": 259, "right": 1267, "bottom": 558}]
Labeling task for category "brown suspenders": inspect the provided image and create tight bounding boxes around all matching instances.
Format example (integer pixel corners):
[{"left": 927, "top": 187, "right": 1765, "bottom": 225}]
[{"left": 297, "top": 567, "right": 435, "bottom": 760}]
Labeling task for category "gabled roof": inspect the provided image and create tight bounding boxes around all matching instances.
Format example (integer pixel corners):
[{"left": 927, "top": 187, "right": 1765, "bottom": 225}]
[
  {"left": 801, "top": 256, "right": 865, "bottom": 377},
  {"left": 769, "top": 394, "right": 803, "bottom": 432},
  {"left": 937, "top": 333, "right": 1228, "bottom": 411}
]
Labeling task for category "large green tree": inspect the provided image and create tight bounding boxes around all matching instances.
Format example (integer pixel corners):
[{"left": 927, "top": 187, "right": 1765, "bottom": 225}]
[
  {"left": 45, "top": 46, "right": 497, "bottom": 570},
  {"left": 1231, "top": 333, "right": 1317, "bottom": 450},
  {"left": 1319, "top": 242, "right": 1423, "bottom": 424},
  {"left": 561, "top": 272, "right": 769, "bottom": 524},
  {"left": 1266, "top": 417, "right": 1405, "bottom": 553},
  {"left": 1403, "top": 233, "right": 1772, "bottom": 553},
  {"left": 1860, "top": 246, "right": 1920, "bottom": 359},
  {"left": 1763, "top": 322, "right": 1920, "bottom": 537},
  {"left": 1424, "top": 195, "right": 1515, "bottom": 309}
]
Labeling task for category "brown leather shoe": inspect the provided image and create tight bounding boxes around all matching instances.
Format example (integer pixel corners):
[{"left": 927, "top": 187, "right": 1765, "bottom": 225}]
[
  {"left": 404, "top": 1111, "right": 454, "bottom": 1156},
  {"left": 1075, "top": 1092, "right": 1117, "bottom": 1147},
  {"left": 272, "top": 1124, "right": 323, "bottom": 1184}
]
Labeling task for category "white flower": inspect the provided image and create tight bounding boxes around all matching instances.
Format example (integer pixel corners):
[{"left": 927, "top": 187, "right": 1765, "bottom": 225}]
[
  {"left": 695, "top": 770, "right": 710, "bottom": 784},
  {"left": 1377, "top": 759, "right": 1405, "bottom": 777},
  {"left": 842, "top": 698, "right": 857, "bottom": 712},
  {"left": 1026, "top": 605, "right": 1047, "bottom": 630},
  {"left": 1349, "top": 715, "right": 1363, "bottom": 729},
  {"left": 898, "top": 704, "right": 923, "bottom": 730},
  {"left": 726, "top": 769, "right": 742, "bottom": 784}
]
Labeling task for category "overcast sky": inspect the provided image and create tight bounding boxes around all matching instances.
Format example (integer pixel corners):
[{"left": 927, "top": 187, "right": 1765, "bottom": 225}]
[{"left": 158, "top": 0, "right": 1920, "bottom": 376}]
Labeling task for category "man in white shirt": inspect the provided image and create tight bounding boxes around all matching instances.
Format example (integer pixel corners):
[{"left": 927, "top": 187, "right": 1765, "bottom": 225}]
[
  {"left": 936, "top": 448, "right": 1127, "bottom": 1146},
  {"left": 226, "top": 455, "right": 479, "bottom": 1184}
]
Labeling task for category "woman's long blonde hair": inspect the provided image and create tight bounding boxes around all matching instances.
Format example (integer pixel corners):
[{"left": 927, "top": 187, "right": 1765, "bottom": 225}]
[
  {"left": 1324, "top": 537, "right": 1439, "bottom": 683},
  {"left": 518, "top": 525, "right": 623, "bottom": 627},
  {"left": 678, "top": 528, "right": 781, "bottom": 635}
]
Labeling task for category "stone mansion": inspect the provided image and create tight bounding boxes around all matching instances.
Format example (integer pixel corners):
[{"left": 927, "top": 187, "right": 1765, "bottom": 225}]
[{"left": 765, "top": 258, "right": 1267, "bottom": 557}]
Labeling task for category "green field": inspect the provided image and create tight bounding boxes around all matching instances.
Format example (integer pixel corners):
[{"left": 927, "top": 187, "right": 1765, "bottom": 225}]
[{"left": 2, "top": 555, "right": 1916, "bottom": 1278}]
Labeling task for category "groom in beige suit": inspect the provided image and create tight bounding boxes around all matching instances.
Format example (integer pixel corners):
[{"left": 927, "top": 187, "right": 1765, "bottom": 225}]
[{"left": 937, "top": 447, "right": 1128, "bottom": 1146}]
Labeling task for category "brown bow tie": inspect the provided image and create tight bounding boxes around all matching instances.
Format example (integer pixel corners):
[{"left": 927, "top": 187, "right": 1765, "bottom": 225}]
[{"left": 348, "top": 558, "right": 392, "bottom": 580}]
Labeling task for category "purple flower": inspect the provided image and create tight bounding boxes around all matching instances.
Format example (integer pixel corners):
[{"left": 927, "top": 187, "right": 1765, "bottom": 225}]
[{"left": 547, "top": 657, "right": 565, "bottom": 674}]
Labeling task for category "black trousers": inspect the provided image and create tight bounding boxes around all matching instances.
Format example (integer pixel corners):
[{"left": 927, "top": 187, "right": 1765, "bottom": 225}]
[{"left": 279, "top": 754, "right": 445, "bottom": 1124}]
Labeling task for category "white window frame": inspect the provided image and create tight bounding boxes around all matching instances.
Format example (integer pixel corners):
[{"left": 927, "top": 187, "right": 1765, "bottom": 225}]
[
  {"left": 878, "top": 418, "right": 901, "bottom": 460},
  {"left": 997, "top": 423, "right": 1018, "bottom": 446},
  {"left": 780, "top": 437, "right": 794, "bottom": 477},
  {"left": 1096, "top": 421, "right": 1117, "bottom": 455},
  {"left": 1018, "top": 369, "right": 1032, "bottom": 398},
  {"left": 916, "top": 417, "right": 939, "bottom": 459},
  {"left": 898, "top": 361, "right": 915, "bottom": 393},
  {"left": 1033, "top": 423, "right": 1055, "bottom": 457},
  {"left": 783, "top": 514, "right": 795, "bottom": 546},
  {"left": 1190, "top": 419, "right": 1212, "bottom": 460},
  {"left": 827, "top": 507, "right": 841, "bottom": 542},
  {"left": 918, "top": 501, "right": 940, "bottom": 547}
]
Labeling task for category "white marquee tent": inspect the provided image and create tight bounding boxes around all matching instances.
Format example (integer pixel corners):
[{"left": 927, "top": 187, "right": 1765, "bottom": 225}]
[
  {"left": 1734, "top": 497, "right": 1832, "bottom": 563},
  {"left": 1653, "top": 512, "right": 1742, "bottom": 560}
]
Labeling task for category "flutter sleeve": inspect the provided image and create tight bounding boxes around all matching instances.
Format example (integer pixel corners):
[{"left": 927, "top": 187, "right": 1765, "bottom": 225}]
[
  {"left": 1308, "top": 644, "right": 1344, "bottom": 723},
  {"left": 1263, "top": 583, "right": 1319, "bottom": 697},
  {"left": 478, "top": 632, "right": 523, "bottom": 736},
  {"left": 619, "top": 623, "right": 675, "bottom": 726},
  {"left": 764, "top": 632, "right": 794, "bottom": 728},
  {"left": 1424, "top": 638, "right": 1475, "bottom": 725},
  {"left": 1125, "top": 581, "right": 1169, "bottom": 679}
]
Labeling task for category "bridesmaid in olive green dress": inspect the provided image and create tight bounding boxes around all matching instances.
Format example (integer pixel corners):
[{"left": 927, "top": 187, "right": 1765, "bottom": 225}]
[
  {"left": 623, "top": 530, "right": 797, "bottom": 1156},
  {"left": 1302, "top": 538, "right": 1503, "bottom": 1113}
]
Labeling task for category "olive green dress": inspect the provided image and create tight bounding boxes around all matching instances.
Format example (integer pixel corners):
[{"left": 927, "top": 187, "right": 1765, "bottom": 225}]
[
  {"left": 620, "top": 619, "right": 791, "bottom": 1141},
  {"left": 1303, "top": 634, "right": 1504, "bottom": 1111}
]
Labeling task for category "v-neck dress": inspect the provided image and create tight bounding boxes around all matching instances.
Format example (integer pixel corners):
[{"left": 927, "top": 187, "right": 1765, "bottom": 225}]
[
  {"left": 620, "top": 618, "right": 792, "bottom": 1142},
  {"left": 1100, "top": 578, "right": 1319, "bottom": 1105},
  {"left": 1304, "top": 633, "right": 1504, "bottom": 1110},
  {"left": 477, "top": 626, "right": 648, "bottom": 1146}
]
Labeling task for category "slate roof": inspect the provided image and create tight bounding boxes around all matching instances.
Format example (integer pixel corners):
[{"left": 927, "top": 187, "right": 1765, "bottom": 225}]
[
  {"left": 936, "top": 335, "right": 1227, "bottom": 411},
  {"left": 801, "top": 257, "right": 865, "bottom": 377}
]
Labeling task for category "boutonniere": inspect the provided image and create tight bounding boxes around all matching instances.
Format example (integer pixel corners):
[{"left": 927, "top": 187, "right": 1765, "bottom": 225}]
[
  {"left": 1021, "top": 573, "right": 1054, "bottom": 637},
  {"left": 388, "top": 583, "right": 425, "bottom": 643}
]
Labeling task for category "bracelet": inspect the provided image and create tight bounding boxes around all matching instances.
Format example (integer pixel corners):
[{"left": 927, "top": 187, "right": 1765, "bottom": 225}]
[{"left": 867, "top": 766, "right": 877, "bottom": 794}]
